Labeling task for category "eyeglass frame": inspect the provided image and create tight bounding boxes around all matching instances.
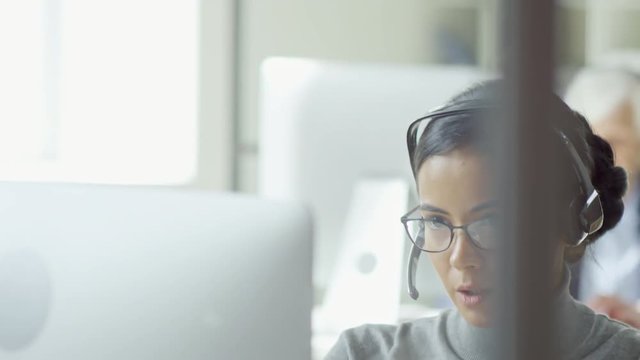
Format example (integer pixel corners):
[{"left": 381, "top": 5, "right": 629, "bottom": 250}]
[{"left": 400, "top": 205, "right": 495, "bottom": 253}]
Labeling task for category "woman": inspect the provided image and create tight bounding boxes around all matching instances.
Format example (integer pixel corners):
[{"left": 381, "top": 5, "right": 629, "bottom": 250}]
[{"left": 325, "top": 81, "right": 640, "bottom": 359}]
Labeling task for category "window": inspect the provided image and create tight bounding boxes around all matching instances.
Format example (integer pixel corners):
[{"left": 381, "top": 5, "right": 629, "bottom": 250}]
[{"left": 0, "top": 0, "right": 199, "bottom": 185}]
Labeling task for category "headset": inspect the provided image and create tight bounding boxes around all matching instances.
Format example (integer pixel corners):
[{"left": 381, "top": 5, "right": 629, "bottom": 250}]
[{"left": 404, "top": 100, "right": 604, "bottom": 300}]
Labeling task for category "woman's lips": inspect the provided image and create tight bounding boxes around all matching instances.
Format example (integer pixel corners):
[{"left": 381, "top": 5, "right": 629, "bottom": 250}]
[{"left": 456, "top": 286, "right": 492, "bottom": 306}]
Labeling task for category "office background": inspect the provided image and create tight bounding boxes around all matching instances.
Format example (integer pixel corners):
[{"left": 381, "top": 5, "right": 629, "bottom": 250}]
[
  {"left": 7, "top": 0, "right": 640, "bottom": 189},
  {"left": 4, "top": 2, "right": 640, "bottom": 356}
]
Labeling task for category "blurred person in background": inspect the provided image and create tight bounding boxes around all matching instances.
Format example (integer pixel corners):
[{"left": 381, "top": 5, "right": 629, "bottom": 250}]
[{"left": 565, "top": 67, "right": 640, "bottom": 328}]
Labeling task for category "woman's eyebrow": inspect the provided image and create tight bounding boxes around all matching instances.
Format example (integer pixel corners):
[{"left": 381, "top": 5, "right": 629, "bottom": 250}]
[
  {"left": 419, "top": 203, "right": 450, "bottom": 215},
  {"left": 469, "top": 201, "right": 497, "bottom": 214}
]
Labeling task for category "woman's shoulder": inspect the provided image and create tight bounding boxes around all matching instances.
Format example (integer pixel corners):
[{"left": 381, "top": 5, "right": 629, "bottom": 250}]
[
  {"left": 323, "top": 309, "right": 454, "bottom": 360},
  {"left": 571, "top": 300, "right": 640, "bottom": 359},
  {"left": 588, "top": 315, "right": 640, "bottom": 359}
]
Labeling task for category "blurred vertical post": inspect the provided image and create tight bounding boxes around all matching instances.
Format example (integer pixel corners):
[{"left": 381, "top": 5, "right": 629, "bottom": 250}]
[{"left": 495, "top": 0, "right": 558, "bottom": 359}]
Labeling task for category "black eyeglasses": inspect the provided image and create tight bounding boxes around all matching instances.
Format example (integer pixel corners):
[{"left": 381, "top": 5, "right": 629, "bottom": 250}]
[{"left": 400, "top": 206, "right": 497, "bottom": 252}]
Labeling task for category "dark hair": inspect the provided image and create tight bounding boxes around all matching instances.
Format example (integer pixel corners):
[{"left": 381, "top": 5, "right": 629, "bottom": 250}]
[{"left": 412, "top": 80, "right": 627, "bottom": 262}]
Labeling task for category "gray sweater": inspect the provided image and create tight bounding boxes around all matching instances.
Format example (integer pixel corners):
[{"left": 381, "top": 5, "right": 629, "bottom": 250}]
[{"left": 326, "top": 275, "right": 640, "bottom": 359}]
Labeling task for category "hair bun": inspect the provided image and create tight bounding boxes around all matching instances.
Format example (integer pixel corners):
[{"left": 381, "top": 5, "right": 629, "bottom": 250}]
[{"left": 587, "top": 133, "right": 627, "bottom": 241}]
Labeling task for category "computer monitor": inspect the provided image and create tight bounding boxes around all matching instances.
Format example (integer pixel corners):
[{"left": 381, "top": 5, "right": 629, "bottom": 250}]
[
  {"left": 258, "top": 58, "right": 488, "bottom": 304},
  {"left": 0, "top": 183, "right": 312, "bottom": 360}
]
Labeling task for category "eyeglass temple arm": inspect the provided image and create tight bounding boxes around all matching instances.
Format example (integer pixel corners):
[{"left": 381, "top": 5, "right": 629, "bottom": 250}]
[{"left": 408, "top": 237, "right": 423, "bottom": 300}]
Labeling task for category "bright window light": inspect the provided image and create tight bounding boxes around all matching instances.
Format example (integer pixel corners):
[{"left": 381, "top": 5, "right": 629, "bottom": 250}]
[{"left": 0, "top": 0, "right": 199, "bottom": 185}]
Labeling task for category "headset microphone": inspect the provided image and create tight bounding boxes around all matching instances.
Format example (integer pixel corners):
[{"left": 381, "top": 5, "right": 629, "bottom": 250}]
[{"left": 408, "top": 242, "right": 423, "bottom": 300}]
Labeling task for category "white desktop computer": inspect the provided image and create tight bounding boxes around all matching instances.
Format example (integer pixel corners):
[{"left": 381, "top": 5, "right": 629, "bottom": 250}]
[{"left": 0, "top": 183, "right": 312, "bottom": 360}]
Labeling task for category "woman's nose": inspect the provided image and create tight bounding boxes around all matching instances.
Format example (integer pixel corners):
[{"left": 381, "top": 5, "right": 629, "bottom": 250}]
[{"left": 449, "top": 229, "right": 482, "bottom": 270}]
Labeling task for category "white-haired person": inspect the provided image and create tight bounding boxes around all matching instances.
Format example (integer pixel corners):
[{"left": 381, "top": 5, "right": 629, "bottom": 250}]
[{"left": 565, "top": 67, "right": 640, "bottom": 328}]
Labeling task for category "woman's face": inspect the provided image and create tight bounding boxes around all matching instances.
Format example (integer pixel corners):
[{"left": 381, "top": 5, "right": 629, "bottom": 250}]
[
  {"left": 417, "top": 148, "right": 496, "bottom": 327},
  {"left": 417, "top": 147, "right": 565, "bottom": 327}
]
